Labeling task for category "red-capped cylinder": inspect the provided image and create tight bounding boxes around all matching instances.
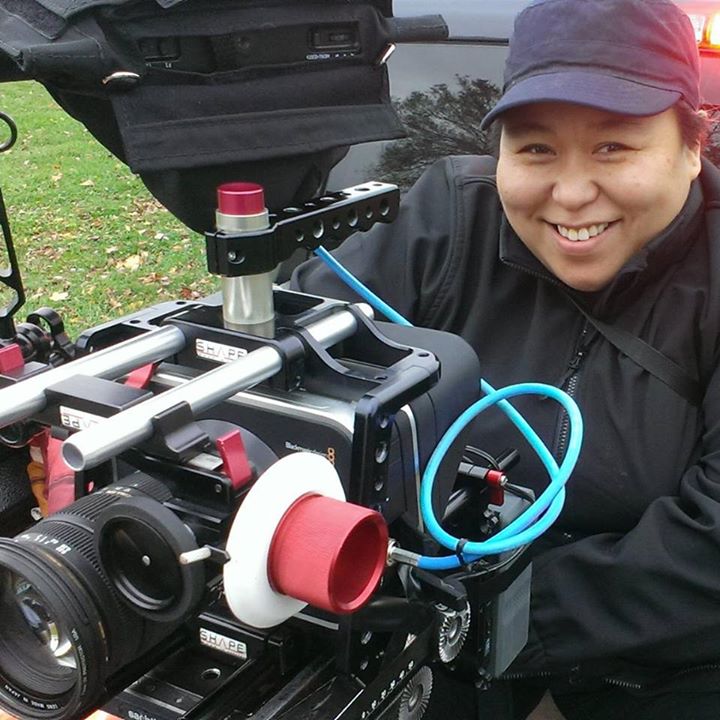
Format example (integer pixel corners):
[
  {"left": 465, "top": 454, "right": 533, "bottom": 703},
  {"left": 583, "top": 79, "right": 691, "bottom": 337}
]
[
  {"left": 217, "top": 182, "right": 266, "bottom": 217},
  {"left": 215, "top": 180, "right": 274, "bottom": 335},
  {"left": 267, "top": 493, "right": 388, "bottom": 614}
]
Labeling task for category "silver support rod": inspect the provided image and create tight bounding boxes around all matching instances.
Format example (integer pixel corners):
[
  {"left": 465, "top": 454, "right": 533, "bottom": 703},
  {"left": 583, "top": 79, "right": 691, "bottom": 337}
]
[
  {"left": 62, "top": 305, "right": 373, "bottom": 472},
  {"left": 0, "top": 326, "right": 187, "bottom": 430}
]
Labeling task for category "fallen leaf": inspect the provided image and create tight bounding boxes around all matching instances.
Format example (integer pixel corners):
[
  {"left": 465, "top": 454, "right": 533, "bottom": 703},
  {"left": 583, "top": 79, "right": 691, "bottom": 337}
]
[
  {"left": 179, "top": 287, "right": 201, "bottom": 300},
  {"left": 50, "top": 291, "right": 69, "bottom": 302},
  {"left": 122, "top": 255, "right": 142, "bottom": 271}
]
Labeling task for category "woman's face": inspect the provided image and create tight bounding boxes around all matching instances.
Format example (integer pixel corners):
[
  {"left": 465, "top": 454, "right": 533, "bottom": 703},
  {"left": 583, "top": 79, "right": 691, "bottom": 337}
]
[{"left": 496, "top": 103, "right": 702, "bottom": 291}]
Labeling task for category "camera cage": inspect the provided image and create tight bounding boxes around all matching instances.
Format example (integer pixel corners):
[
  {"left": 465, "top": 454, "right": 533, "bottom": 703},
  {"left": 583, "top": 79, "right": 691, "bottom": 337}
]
[{"left": 0, "top": 179, "right": 533, "bottom": 720}]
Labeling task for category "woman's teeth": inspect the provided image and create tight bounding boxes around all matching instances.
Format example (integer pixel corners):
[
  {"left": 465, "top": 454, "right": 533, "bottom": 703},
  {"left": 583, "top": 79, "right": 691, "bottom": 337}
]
[{"left": 556, "top": 222, "right": 609, "bottom": 241}]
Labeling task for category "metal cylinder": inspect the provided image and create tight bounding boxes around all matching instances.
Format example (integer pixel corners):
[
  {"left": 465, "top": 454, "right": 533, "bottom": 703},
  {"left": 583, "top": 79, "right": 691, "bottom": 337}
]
[
  {"left": 0, "top": 325, "right": 186, "bottom": 429},
  {"left": 62, "top": 306, "right": 372, "bottom": 471},
  {"left": 216, "top": 182, "right": 276, "bottom": 336},
  {"left": 221, "top": 274, "right": 276, "bottom": 335}
]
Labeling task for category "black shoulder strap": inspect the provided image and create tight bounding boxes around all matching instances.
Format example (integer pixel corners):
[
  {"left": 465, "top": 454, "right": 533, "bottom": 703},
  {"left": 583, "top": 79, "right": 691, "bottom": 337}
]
[{"left": 568, "top": 297, "right": 703, "bottom": 407}]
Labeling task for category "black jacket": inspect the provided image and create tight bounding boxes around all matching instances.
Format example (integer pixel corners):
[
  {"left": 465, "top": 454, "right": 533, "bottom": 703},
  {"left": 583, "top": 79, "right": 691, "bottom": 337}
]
[{"left": 292, "top": 155, "right": 720, "bottom": 689}]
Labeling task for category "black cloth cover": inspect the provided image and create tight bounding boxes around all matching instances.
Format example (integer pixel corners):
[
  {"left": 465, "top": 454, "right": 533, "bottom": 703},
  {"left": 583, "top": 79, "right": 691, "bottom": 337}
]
[{"left": 0, "top": 0, "right": 430, "bottom": 230}]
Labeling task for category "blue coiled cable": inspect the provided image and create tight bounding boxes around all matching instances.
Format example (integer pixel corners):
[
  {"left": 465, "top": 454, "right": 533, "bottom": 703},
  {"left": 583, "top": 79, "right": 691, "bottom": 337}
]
[{"left": 314, "top": 246, "right": 583, "bottom": 569}]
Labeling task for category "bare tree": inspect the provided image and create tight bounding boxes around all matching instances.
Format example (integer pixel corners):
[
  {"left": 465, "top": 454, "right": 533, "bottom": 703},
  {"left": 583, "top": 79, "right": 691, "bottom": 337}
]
[{"left": 374, "top": 75, "right": 501, "bottom": 189}]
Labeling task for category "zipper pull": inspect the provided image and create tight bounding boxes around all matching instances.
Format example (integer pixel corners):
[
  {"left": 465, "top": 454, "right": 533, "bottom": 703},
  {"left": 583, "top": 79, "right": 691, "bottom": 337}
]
[{"left": 568, "top": 349, "right": 585, "bottom": 371}]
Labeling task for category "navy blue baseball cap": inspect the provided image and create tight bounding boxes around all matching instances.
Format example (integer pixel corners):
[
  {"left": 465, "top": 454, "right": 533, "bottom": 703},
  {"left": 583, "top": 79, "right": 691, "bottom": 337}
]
[{"left": 481, "top": 0, "right": 700, "bottom": 129}]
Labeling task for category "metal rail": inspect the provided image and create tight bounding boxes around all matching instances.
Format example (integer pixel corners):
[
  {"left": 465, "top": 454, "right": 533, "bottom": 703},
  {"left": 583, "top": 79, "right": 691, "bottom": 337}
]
[
  {"left": 0, "top": 326, "right": 186, "bottom": 429},
  {"left": 62, "top": 306, "right": 371, "bottom": 471}
]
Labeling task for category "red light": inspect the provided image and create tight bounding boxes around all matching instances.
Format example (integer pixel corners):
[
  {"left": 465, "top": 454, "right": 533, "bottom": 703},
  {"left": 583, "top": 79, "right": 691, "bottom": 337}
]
[
  {"left": 707, "top": 12, "right": 720, "bottom": 47},
  {"left": 688, "top": 10, "right": 720, "bottom": 50}
]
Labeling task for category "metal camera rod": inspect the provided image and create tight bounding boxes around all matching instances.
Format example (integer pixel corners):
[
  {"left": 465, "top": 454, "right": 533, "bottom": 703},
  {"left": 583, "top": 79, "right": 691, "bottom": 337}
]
[
  {"left": 61, "top": 305, "right": 374, "bottom": 471},
  {"left": 0, "top": 324, "right": 186, "bottom": 429}
]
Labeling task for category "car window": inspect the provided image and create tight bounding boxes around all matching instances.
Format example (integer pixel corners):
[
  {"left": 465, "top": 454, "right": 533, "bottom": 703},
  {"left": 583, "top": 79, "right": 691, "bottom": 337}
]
[{"left": 327, "top": 42, "right": 505, "bottom": 191}]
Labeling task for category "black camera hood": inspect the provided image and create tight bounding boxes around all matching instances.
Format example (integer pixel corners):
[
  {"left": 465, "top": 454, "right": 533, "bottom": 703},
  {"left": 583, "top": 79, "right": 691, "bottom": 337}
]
[{"left": 0, "top": 0, "right": 446, "bottom": 230}]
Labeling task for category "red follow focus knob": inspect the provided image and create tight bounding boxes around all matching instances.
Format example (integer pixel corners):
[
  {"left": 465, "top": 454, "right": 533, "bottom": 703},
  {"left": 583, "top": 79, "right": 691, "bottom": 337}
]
[{"left": 267, "top": 494, "right": 388, "bottom": 614}]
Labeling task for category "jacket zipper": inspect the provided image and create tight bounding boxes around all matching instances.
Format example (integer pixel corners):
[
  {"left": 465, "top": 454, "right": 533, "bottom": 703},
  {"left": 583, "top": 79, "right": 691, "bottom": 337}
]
[
  {"left": 502, "top": 667, "right": 644, "bottom": 690},
  {"left": 599, "top": 662, "right": 720, "bottom": 692},
  {"left": 501, "top": 669, "right": 566, "bottom": 681},
  {"left": 673, "top": 662, "right": 720, "bottom": 678},
  {"left": 602, "top": 677, "right": 643, "bottom": 691},
  {"left": 555, "top": 322, "right": 590, "bottom": 461}
]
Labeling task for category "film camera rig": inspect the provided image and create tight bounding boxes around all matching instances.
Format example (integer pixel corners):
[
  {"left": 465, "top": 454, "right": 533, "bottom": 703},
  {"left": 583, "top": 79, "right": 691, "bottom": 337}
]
[
  {"left": 0, "top": 2, "right": 545, "bottom": 719},
  {"left": 0, "top": 161, "right": 534, "bottom": 720}
]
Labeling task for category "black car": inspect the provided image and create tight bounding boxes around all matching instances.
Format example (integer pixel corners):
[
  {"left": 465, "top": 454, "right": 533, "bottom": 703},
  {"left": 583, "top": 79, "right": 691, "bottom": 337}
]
[{"left": 328, "top": 0, "right": 720, "bottom": 192}]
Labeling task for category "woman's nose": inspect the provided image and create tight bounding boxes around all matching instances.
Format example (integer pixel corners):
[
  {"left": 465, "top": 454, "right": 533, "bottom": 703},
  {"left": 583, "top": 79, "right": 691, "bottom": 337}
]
[{"left": 551, "top": 159, "right": 600, "bottom": 210}]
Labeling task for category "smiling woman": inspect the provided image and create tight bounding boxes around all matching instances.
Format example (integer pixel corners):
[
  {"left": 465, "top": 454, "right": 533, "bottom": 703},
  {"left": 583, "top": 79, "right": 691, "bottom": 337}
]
[
  {"left": 496, "top": 103, "right": 702, "bottom": 291},
  {"left": 293, "top": 0, "right": 720, "bottom": 718}
]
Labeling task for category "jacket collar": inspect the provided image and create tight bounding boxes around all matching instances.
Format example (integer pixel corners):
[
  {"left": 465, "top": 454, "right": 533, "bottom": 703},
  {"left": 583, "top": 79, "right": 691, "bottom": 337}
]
[{"left": 499, "top": 170, "right": 707, "bottom": 315}]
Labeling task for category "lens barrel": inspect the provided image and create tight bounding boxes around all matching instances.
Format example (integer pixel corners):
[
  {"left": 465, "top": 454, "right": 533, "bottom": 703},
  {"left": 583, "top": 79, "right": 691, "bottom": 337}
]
[
  {"left": 96, "top": 495, "right": 206, "bottom": 623},
  {"left": 0, "top": 473, "right": 185, "bottom": 719},
  {"left": 0, "top": 541, "right": 105, "bottom": 718}
]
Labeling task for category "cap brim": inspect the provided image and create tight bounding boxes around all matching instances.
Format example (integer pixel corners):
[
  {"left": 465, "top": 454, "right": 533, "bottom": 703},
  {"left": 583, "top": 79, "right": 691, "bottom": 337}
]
[{"left": 480, "top": 70, "right": 682, "bottom": 129}]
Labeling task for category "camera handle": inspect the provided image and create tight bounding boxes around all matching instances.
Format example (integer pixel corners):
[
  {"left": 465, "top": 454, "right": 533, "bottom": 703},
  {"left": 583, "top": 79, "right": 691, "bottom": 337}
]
[{"left": 205, "top": 181, "right": 399, "bottom": 338}]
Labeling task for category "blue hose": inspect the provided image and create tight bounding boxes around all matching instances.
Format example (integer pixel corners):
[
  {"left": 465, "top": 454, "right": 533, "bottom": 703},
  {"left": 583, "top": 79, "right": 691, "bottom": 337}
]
[
  {"left": 417, "top": 382, "right": 581, "bottom": 570},
  {"left": 314, "top": 247, "right": 413, "bottom": 327},
  {"left": 314, "top": 247, "right": 583, "bottom": 570}
]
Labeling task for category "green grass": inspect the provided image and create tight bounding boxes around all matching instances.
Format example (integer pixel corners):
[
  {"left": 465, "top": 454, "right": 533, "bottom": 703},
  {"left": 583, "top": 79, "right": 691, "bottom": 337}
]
[{"left": 0, "top": 81, "right": 216, "bottom": 338}]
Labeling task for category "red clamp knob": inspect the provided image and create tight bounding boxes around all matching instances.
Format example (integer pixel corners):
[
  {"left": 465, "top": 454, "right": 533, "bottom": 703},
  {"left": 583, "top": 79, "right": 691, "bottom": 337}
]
[
  {"left": 124, "top": 362, "right": 156, "bottom": 390},
  {"left": 0, "top": 344, "right": 24, "bottom": 373},
  {"left": 217, "top": 182, "right": 266, "bottom": 216},
  {"left": 486, "top": 469, "right": 506, "bottom": 506},
  {"left": 216, "top": 430, "right": 253, "bottom": 490}
]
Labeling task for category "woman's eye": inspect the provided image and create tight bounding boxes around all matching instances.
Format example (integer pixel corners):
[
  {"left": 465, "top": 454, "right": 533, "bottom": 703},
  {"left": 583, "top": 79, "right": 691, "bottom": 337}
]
[
  {"left": 596, "top": 142, "right": 628, "bottom": 154},
  {"left": 519, "top": 144, "right": 553, "bottom": 155}
]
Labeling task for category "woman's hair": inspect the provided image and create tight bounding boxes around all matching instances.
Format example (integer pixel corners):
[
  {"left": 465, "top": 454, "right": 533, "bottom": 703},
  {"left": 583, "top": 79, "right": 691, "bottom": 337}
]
[{"left": 674, "top": 101, "right": 711, "bottom": 150}]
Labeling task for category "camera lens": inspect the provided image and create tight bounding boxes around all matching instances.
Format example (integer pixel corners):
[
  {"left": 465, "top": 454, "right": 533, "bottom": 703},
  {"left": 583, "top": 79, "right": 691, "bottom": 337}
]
[
  {"left": 0, "top": 541, "right": 105, "bottom": 718},
  {"left": 0, "top": 473, "right": 189, "bottom": 720},
  {"left": 3, "top": 573, "right": 76, "bottom": 690}
]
